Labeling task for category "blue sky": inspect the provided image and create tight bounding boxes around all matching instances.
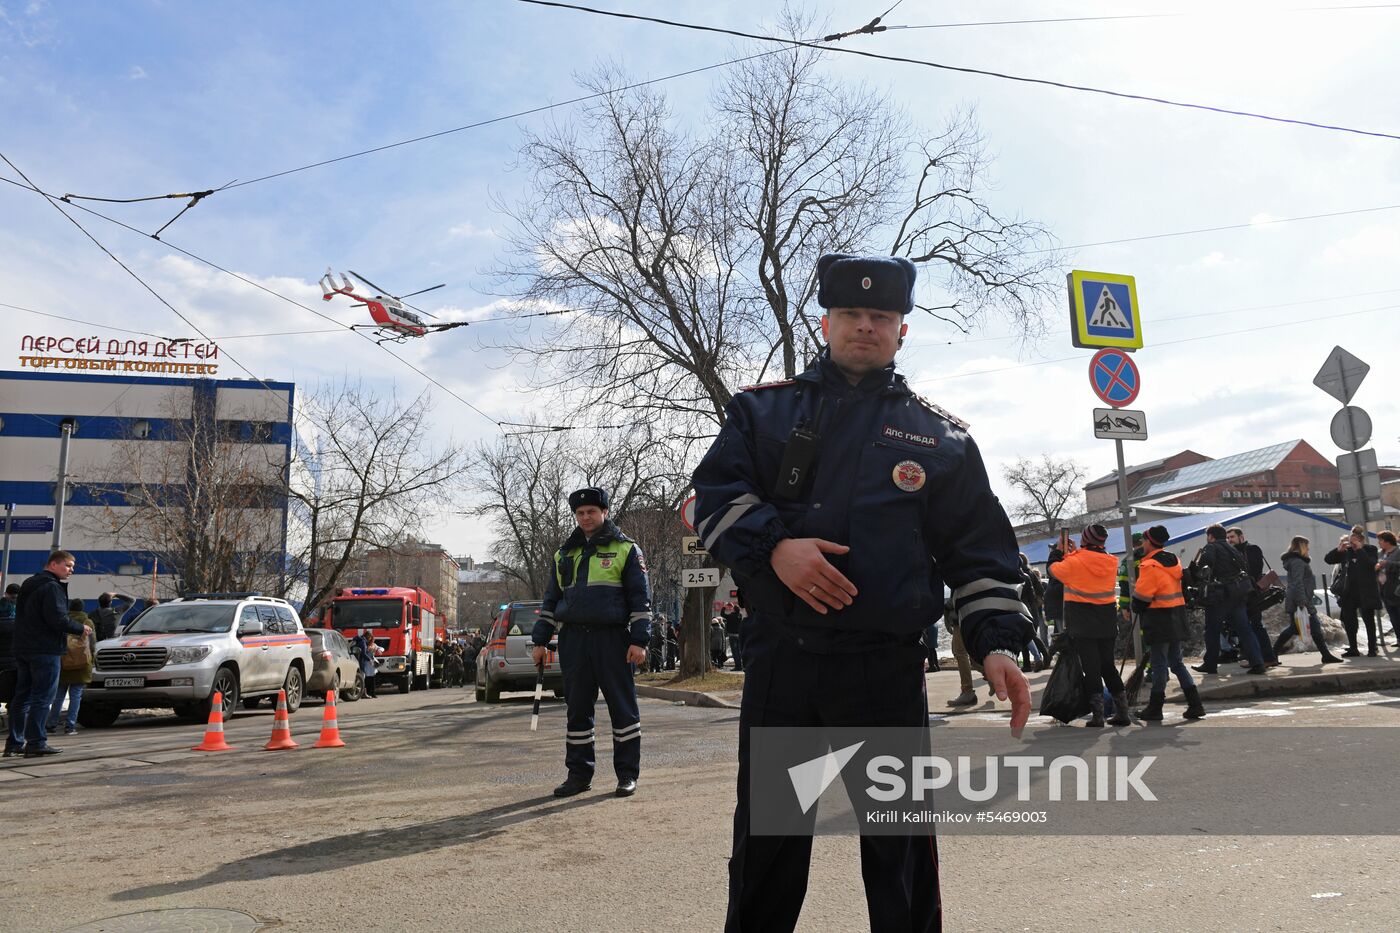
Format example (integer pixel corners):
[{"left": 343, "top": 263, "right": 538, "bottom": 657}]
[{"left": 4, "top": 0, "right": 1399, "bottom": 558}]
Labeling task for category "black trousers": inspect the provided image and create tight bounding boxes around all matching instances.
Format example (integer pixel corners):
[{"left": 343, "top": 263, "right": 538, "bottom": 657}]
[
  {"left": 1339, "top": 600, "right": 1378, "bottom": 652},
  {"left": 727, "top": 623, "right": 939, "bottom": 933},
  {"left": 1074, "top": 635, "right": 1124, "bottom": 695}
]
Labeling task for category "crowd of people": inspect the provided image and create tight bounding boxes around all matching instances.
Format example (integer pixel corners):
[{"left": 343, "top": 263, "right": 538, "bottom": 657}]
[{"left": 929, "top": 520, "right": 1400, "bottom": 727}]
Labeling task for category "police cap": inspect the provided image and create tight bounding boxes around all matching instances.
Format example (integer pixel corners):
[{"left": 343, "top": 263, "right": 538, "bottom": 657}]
[
  {"left": 816, "top": 253, "right": 917, "bottom": 315},
  {"left": 568, "top": 487, "right": 610, "bottom": 511}
]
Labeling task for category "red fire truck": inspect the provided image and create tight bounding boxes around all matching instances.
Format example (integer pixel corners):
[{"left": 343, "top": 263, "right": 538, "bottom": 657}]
[{"left": 322, "top": 586, "right": 437, "bottom": 693}]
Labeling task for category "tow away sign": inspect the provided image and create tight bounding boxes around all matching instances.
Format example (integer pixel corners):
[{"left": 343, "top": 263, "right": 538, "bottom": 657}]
[{"left": 1093, "top": 407, "right": 1148, "bottom": 441}]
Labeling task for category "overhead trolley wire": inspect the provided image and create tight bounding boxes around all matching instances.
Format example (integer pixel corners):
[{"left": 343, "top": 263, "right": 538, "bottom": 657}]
[
  {"left": 516, "top": 0, "right": 1400, "bottom": 143},
  {"left": 0, "top": 173, "right": 628, "bottom": 435}
]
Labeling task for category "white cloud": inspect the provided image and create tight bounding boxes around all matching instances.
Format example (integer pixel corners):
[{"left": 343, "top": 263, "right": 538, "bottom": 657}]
[
  {"left": 1192, "top": 250, "right": 1239, "bottom": 269},
  {"left": 127, "top": 65, "right": 146, "bottom": 80},
  {"left": 446, "top": 221, "right": 496, "bottom": 239},
  {"left": 1319, "top": 225, "right": 1400, "bottom": 265}
]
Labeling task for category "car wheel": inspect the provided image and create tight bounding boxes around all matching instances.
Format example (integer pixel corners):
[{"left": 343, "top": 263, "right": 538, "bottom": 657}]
[
  {"left": 475, "top": 684, "right": 486, "bottom": 702},
  {"left": 283, "top": 665, "right": 305, "bottom": 714},
  {"left": 76, "top": 704, "right": 121, "bottom": 728},
  {"left": 242, "top": 697, "right": 264, "bottom": 710},
  {"left": 342, "top": 671, "right": 364, "bottom": 702},
  {"left": 329, "top": 671, "right": 342, "bottom": 701},
  {"left": 485, "top": 680, "right": 501, "bottom": 703},
  {"left": 200, "top": 666, "right": 240, "bottom": 720}
]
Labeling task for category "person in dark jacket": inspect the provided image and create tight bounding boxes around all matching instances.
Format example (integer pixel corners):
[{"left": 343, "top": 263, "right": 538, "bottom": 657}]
[
  {"left": 692, "top": 254, "right": 1031, "bottom": 931},
  {"left": 1273, "top": 536, "right": 1343, "bottom": 663},
  {"left": 710, "top": 619, "right": 728, "bottom": 668},
  {"left": 1130, "top": 526, "right": 1205, "bottom": 721},
  {"left": 47, "top": 599, "right": 96, "bottom": 735},
  {"left": 352, "top": 631, "right": 380, "bottom": 698},
  {"left": 646, "top": 621, "right": 665, "bottom": 673},
  {"left": 1190, "top": 525, "right": 1267, "bottom": 675},
  {"left": 721, "top": 602, "right": 744, "bottom": 672},
  {"left": 532, "top": 486, "right": 652, "bottom": 799},
  {"left": 1228, "top": 527, "right": 1277, "bottom": 666},
  {"left": 1378, "top": 531, "right": 1400, "bottom": 646},
  {"left": 1325, "top": 528, "right": 1382, "bottom": 656},
  {"left": 91, "top": 592, "right": 134, "bottom": 642},
  {"left": 0, "top": 584, "right": 17, "bottom": 749},
  {"left": 7, "top": 552, "right": 84, "bottom": 757}
]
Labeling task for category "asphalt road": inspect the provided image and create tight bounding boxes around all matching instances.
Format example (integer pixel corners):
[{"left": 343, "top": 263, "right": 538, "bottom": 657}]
[{"left": 3, "top": 680, "right": 1400, "bottom": 932}]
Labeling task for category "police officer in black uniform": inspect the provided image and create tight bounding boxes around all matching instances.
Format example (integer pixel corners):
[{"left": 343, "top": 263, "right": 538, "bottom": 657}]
[
  {"left": 531, "top": 487, "right": 652, "bottom": 798},
  {"left": 692, "top": 253, "right": 1033, "bottom": 932}
]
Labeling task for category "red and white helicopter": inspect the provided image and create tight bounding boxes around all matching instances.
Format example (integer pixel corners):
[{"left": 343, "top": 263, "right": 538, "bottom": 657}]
[{"left": 319, "top": 268, "right": 448, "bottom": 343}]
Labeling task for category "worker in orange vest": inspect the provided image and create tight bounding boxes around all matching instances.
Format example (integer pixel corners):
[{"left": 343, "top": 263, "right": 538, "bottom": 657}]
[
  {"left": 1049, "top": 524, "right": 1132, "bottom": 727},
  {"left": 1130, "top": 525, "right": 1205, "bottom": 721}
]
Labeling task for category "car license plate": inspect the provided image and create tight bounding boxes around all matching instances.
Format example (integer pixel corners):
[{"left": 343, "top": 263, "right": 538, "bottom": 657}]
[{"left": 106, "top": 677, "right": 145, "bottom": 688}]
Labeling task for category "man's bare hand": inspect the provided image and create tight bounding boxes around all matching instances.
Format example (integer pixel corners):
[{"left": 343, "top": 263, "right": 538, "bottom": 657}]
[
  {"left": 983, "top": 653, "right": 1031, "bottom": 738},
  {"left": 626, "top": 645, "right": 646, "bottom": 665},
  {"left": 771, "top": 538, "right": 858, "bottom": 614},
  {"left": 531, "top": 645, "right": 549, "bottom": 667}
]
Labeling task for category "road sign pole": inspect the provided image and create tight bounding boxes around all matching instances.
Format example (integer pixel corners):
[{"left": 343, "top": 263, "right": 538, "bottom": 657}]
[
  {"left": 1, "top": 503, "right": 13, "bottom": 593},
  {"left": 52, "top": 419, "right": 74, "bottom": 550},
  {"left": 1114, "top": 438, "right": 1142, "bottom": 662}
]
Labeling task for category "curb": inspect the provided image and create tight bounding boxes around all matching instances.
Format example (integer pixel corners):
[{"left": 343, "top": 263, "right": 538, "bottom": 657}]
[
  {"left": 1193, "top": 665, "right": 1400, "bottom": 702},
  {"left": 636, "top": 684, "right": 740, "bottom": 709}
]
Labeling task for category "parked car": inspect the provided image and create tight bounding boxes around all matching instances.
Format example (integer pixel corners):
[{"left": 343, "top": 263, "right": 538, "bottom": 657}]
[
  {"left": 305, "top": 627, "right": 363, "bottom": 703},
  {"left": 81, "top": 593, "right": 314, "bottom": 727},
  {"left": 476, "top": 601, "right": 563, "bottom": 702}
]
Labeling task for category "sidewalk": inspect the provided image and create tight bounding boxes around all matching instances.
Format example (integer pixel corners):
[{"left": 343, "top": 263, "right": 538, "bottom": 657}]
[{"left": 928, "top": 648, "right": 1400, "bottom": 715}]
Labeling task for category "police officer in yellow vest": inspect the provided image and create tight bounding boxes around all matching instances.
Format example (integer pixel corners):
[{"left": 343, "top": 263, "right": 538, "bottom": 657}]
[{"left": 532, "top": 487, "right": 652, "bottom": 798}]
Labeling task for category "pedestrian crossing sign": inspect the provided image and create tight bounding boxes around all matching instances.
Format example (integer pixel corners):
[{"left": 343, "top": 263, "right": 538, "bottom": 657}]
[{"left": 1067, "top": 269, "right": 1143, "bottom": 350}]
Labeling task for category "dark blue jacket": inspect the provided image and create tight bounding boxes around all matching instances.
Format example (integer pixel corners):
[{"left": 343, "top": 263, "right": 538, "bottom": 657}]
[
  {"left": 533, "top": 520, "right": 653, "bottom": 648},
  {"left": 14, "top": 570, "right": 84, "bottom": 658},
  {"left": 691, "top": 350, "right": 1031, "bottom": 661}
]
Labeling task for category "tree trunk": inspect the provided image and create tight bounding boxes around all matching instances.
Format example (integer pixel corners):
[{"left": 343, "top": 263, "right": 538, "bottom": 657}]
[{"left": 679, "top": 586, "right": 710, "bottom": 679}]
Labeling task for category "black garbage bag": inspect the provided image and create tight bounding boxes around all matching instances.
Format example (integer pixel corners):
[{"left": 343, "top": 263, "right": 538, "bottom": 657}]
[{"left": 1038, "top": 642, "right": 1091, "bottom": 724}]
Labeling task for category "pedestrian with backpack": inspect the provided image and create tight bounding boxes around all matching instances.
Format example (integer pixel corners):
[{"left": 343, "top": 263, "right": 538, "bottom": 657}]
[{"left": 47, "top": 599, "right": 96, "bottom": 735}]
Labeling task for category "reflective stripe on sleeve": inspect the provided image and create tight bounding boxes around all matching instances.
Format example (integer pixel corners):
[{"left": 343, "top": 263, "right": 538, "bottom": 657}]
[
  {"left": 629, "top": 612, "right": 650, "bottom": 622},
  {"left": 956, "top": 596, "right": 1029, "bottom": 618},
  {"left": 1063, "top": 585, "right": 1117, "bottom": 600},
  {"left": 700, "top": 493, "right": 762, "bottom": 550}
]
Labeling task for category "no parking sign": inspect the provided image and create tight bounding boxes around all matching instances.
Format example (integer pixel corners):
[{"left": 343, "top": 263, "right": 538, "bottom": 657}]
[{"left": 1088, "top": 349, "right": 1140, "bottom": 408}]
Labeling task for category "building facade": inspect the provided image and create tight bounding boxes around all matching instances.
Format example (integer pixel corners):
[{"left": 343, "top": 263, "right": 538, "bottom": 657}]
[
  {"left": 0, "top": 369, "right": 295, "bottom": 606},
  {"left": 361, "top": 538, "right": 460, "bottom": 628}
]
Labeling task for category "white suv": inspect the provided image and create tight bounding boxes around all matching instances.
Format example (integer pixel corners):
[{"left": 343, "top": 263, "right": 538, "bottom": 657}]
[{"left": 82, "top": 594, "right": 314, "bottom": 728}]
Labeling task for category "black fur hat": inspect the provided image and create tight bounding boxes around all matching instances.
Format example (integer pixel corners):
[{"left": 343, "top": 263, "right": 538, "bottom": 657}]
[{"left": 816, "top": 253, "right": 917, "bottom": 315}]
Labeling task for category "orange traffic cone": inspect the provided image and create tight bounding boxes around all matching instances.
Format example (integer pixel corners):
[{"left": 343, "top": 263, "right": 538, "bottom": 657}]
[
  {"left": 192, "top": 691, "right": 234, "bottom": 751},
  {"left": 313, "top": 690, "right": 345, "bottom": 748},
  {"left": 263, "top": 689, "right": 299, "bottom": 750}
]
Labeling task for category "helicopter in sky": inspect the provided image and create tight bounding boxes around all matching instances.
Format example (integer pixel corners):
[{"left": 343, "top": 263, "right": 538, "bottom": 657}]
[{"left": 319, "top": 268, "right": 448, "bottom": 343}]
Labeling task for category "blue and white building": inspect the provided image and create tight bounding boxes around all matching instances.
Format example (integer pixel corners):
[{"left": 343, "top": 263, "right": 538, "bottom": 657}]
[{"left": 0, "top": 370, "right": 295, "bottom": 607}]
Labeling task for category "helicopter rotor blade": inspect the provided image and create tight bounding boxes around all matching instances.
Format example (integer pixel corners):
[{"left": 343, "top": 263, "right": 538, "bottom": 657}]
[
  {"left": 347, "top": 269, "right": 394, "bottom": 297},
  {"left": 398, "top": 283, "right": 446, "bottom": 300}
]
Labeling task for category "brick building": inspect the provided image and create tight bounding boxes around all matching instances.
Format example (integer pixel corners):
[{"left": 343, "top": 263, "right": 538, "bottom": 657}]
[
  {"left": 1084, "top": 439, "right": 1399, "bottom": 512},
  {"left": 360, "top": 539, "right": 459, "bottom": 627}
]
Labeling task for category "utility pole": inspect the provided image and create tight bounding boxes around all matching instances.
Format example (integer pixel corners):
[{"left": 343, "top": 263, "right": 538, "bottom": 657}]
[
  {"left": 1, "top": 502, "right": 14, "bottom": 592},
  {"left": 52, "top": 418, "right": 75, "bottom": 550}
]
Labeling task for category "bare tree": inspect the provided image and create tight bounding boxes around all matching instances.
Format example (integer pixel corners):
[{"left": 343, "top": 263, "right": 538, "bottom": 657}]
[
  {"left": 468, "top": 425, "right": 691, "bottom": 618},
  {"left": 83, "top": 398, "right": 288, "bottom": 597},
  {"left": 286, "top": 382, "right": 469, "bottom": 617},
  {"left": 1002, "top": 455, "right": 1087, "bottom": 534},
  {"left": 493, "top": 16, "right": 1059, "bottom": 433}
]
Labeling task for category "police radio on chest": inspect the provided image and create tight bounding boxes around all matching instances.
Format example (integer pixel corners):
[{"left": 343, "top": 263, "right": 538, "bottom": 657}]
[{"left": 773, "top": 398, "right": 825, "bottom": 502}]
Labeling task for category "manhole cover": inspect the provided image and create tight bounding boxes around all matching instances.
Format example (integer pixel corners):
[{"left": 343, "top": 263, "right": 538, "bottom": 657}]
[{"left": 63, "top": 908, "right": 264, "bottom": 933}]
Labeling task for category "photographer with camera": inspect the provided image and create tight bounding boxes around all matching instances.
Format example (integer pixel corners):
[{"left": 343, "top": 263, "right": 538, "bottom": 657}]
[
  {"left": 1326, "top": 527, "right": 1382, "bottom": 657},
  {"left": 1190, "top": 524, "right": 1267, "bottom": 675}
]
